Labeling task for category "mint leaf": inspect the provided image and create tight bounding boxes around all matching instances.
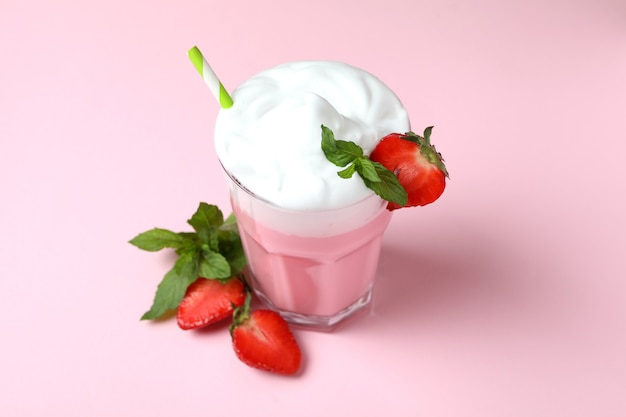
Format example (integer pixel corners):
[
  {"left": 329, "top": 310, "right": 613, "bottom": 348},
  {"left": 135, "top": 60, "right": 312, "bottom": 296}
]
[
  {"left": 337, "top": 164, "right": 356, "bottom": 179},
  {"left": 354, "top": 158, "right": 380, "bottom": 183},
  {"left": 363, "top": 162, "right": 408, "bottom": 206},
  {"left": 321, "top": 125, "right": 363, "bottom": 167},
  {"left": 336, "top": 140, "right": 363, "bottom": 159},
  {"left": 129, "top": 228, "right": 193, "bottom": 252},
  {"left": 177, "top": 231, "right": 200, "bottom": 242},
  {"left": 132, "top": 203, "right": 249, "bottom": 321},
  {"left": 187, "top": 203, "right": 224, "bottom": 240},
  {"left": 217, "top": 228, "right": 247, "bottom": 277},
  {"left": 217, "top": 213, "right": 247, "bottom": 276},
  {"left": 224, "top": 244, "right": 247, "bottom": 277},
  {"left": 140, "top": 250, "right": 199, "bottom": 320},
  {"left": 199, "top": 248, "right": 231, "bottom": 279},
  {"left": 222, "top": 212, "right": 238, "bottom": 228},
  {"left": 321, "top": 126, "right": 409, "bottom": 207}
]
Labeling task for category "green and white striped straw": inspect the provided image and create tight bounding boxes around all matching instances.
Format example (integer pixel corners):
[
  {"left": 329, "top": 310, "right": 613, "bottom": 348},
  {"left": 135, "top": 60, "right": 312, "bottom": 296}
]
[{"left": 188, "top": 46, "right": 233, "bottom": 109}]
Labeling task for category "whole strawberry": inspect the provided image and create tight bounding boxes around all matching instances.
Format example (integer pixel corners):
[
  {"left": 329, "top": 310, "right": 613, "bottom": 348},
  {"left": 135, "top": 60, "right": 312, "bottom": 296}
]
[
  {"left": 177, "top": 277, "right": 246, "bottom": 330},
  {"left": 230, "top": 294, "right": 302, "bottom": 375},
  {"left": 370, "top": 127, "right": 449, "bottom": 210}
]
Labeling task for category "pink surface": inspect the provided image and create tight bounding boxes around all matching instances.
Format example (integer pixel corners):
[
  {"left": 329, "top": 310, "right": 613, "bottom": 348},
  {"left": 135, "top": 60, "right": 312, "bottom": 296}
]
[{"left": 1, "top": 0, "right": 625, "bottom": 415}]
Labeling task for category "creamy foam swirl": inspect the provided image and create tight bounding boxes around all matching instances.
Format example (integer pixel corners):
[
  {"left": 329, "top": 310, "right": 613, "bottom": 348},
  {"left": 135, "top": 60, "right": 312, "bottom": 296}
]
[{"left": 214, "top": 61, "right": 410, "bottom": 211}]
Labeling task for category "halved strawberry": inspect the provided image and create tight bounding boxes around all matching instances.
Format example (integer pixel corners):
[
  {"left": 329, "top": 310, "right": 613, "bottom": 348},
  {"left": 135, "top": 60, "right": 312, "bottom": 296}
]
[
  {"left": 230, "top": 295, "right": 301, "bottom": 375},
  {"left": 176, "top": 277, "right": 245, "bottom": 330},
  {"left": 370, "top": 127, "right": 449, "bottom": 210}
]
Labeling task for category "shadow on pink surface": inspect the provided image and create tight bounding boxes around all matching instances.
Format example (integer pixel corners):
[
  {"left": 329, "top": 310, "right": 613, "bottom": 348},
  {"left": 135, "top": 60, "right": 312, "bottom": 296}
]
[{"left": 371, "top": 234, "right": 528, "bottom": 325}]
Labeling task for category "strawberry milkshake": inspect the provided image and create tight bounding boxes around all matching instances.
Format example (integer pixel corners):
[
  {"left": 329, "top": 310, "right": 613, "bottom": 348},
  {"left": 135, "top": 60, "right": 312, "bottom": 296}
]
[{"left": 214, "top": 61, "right": 410, "bottom": 329}]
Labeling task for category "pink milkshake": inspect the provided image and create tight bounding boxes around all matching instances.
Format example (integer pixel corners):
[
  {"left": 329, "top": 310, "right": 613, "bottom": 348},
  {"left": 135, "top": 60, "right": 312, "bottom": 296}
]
[
  {"left": 214, "top": 61, "right": 410, "bottom": 329},
  {"left": 227, "top": 173, "right": 392, "bottom": 327}
]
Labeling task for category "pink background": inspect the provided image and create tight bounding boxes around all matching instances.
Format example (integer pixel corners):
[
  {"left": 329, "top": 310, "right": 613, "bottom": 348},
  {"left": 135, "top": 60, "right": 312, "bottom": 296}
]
[{"left": 2, "top": 0, "right": 625, "bottom": 415}]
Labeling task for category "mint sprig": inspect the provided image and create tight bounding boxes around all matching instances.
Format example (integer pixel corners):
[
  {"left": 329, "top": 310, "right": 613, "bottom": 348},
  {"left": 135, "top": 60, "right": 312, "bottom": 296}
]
[
  {"left": 321, "top": 125, "right": 408, "bottom": 206},
  {"left": 129, "top": 203, "right": 247, "bottom": 320}
]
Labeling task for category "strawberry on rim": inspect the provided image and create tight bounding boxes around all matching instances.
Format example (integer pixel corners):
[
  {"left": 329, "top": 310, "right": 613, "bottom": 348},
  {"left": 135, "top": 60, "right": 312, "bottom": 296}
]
[
  {"left": 370, "top": 127, "right": 449, "bottom": 210},
  {"left": 320, "top": 125, "right": 449, "bottom": 211}
]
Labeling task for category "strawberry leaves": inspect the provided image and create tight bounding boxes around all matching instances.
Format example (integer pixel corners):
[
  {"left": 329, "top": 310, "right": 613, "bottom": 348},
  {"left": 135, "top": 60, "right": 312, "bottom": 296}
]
[
  {"left": 401, "top": 128, "right": 450, "bottom": 178},
  {"left": 129, "top": 203, "right": 247, "bottom": 320},
  {"left": 321, "top": 125, "right": 408, "bottom": 207}
]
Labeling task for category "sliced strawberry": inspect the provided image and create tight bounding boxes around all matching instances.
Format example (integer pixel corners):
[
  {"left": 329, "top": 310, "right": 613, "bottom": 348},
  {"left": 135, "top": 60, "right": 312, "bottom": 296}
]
[
  {"left": 230, "top": 295, "right": 301, "bottom": 375},
  {"left": 176, "top": 277, "right": 245, "bottom": 330},
  {"left": 370, "top": 127, "right": 449, "bottom": 210}
]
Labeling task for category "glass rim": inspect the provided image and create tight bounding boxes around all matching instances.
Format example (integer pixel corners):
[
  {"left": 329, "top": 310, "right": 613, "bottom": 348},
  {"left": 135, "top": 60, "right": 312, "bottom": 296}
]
[{"left": 221, "top": 165, "right": 387, "bottom": 214}]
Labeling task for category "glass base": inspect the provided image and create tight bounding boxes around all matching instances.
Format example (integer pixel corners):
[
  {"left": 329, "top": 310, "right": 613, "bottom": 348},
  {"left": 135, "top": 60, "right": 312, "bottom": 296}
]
[{"left": 251, "top": 285, "right": 373, "bottom": 331}]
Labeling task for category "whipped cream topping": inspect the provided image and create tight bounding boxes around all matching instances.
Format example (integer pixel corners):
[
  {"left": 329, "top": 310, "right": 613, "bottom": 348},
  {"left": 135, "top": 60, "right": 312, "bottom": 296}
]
[{"left": 214, "top": 61, "right": 410, "bottom": 211}]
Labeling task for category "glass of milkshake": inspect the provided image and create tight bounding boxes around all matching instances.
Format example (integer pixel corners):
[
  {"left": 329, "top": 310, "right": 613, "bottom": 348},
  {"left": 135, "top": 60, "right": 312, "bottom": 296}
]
[{"left": 214, "top": 61, "right": 410, "bottom": 330}]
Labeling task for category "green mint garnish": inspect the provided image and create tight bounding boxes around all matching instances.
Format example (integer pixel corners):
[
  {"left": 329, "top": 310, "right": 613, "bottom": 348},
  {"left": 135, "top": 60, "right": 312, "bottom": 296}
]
[
  {"left": 126, "top": 228, "right": 193, "bottom": 252},
  {"left": 129, "top": 203, "right": 247, "bottom": 321},
  {"left": 321, "top": 125, "right": 408, "bottom": 206}
]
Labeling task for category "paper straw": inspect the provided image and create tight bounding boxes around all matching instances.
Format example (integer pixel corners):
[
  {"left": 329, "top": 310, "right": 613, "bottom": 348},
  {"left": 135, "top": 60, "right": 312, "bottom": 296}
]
[{"left": 187, "top": 46, "right": 233, "bottom": 109}]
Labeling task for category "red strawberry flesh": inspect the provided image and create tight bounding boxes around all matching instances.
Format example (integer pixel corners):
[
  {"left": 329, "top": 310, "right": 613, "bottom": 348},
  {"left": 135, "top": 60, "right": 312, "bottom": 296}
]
[
  {"left": 177, "top": 277, "right": 245, "bottom": 330},
  {"left": 232, "top": 309, "right": 302, "bottom": 375},
  {"left": 370, "top": 128, "right": 448, "bottom": 210}
]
